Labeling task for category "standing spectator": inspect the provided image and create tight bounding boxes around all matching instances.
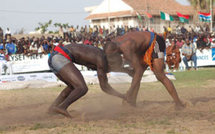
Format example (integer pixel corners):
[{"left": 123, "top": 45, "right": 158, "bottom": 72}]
[
  {"left": 188, "top": 25, "right": 194, "bottom": 33},
  {"left": 116, "top": 25, "right": 121, "bottom": 36},
  {"left": 89, "top": 25, "right": 93, "bottom": 34},
  {"left": 181, "top": 39, "right": 197, "bottom": 70},
  {"left": 195, "top": 25, "right": 201, "bottom": 33},
  {"left": 109, "top": 26, "right": 114, "bottom": 34},
  {"left": 99, "top": 26, "right": 103, "bottom": 36},
  {"left": 0, "top": 27, "right": 3, "bottom": 42},
  {"left": 5, "top": 39, "right": 16, "bottom": 55},
  {"left": 0, "top": 49, "right": 13, "bottom": 75},
  {"left": 5, "top": 28, "right": 11, "bottom": 40},
  {"left": 181, "top": 26, "right": 187, "bottom": 34},
  {"left": 121, "top": 26, "right": 125, "bottom": 35},
  {"left": 70, "top": 25, "right": 75, "bottom": 38},
  {"left": 59, "top": 26, "right": 64, "bottom": 38},
  {"left": 103, "top": 26, "right": 107, "bottom": 37},
  {"left": 80, "top": 26, "right": 85, "bottom": 34},
  {"left": 167, "top": 26, "right": 172, "bottom": 33},
  {"left": 175, "top": 25, "right": 181, "bottom": 34}
]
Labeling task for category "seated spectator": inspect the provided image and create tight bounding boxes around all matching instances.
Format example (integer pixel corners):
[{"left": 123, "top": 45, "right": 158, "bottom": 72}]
[
  {"left": 197, "top": 35, "right": 210, "bottom": 50},
  {"left": 57, "top": 39, "right": 64, "bottom": 47},
  {"left": 53, "top": 38, "right": 59, "bottom": 46},
  {"left": 38, "top": 44, "right": 44, "bottom": 54},
  {"left": 0, "top": 40, "right": 5, "bottom": 50},
  {"left": 166, "top": 40, "right": 181, "bottom": 71},
  {"left": 5, "top": 39, "right": 16, "bottom": 55},
  {"left": 23, "top": 39, "right": 30, "bottom": 55},
  {"left": 0, "top": 49, "right": 13, "bottom": 75},
  {"left": 176, "top": 38, "right": 184, "bottom": 48},
  {"left": 16, "top": 40, "right": 23, "bottom": 54},
  {"left": 63, "top": 37, "right": 71, "bottom": 45},
  {"left": 211, "top": 39, "right": 215, "bottom": 48},
  {"left": 83, "top": 36, "right": 92, "bottom": 45},
  {"left": 41, "top": 40, "right": 50, "bottom": 54},
  {"left": 182, "top": 39, "right": 197, "bottom": 70},
  {"left": 29, "top": 42, "right": 38, "bottom": 54}
]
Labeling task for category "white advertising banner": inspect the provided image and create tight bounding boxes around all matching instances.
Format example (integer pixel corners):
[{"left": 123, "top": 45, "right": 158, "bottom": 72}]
[
  {"left": 9, "top": 54, "right": 50, "bottom": 73},
  {"left": 0, "top": 72, "right": 57, "bottom": 83},
  {"left": 7, "top": 49, "right": 215, "bottom": 74},
  {"left": 196, "top": 48, "right": 215, "bottom": 66}
]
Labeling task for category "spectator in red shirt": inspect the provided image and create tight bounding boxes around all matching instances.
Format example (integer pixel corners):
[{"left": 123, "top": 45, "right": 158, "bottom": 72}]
[{"left": 176, "top": 38, "right": 184, "bottom": 48}]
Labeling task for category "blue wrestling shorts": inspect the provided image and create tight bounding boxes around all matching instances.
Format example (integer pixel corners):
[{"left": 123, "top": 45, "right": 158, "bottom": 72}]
[{"left": 48, "top": 46, "right": 75, "bottom": 74}]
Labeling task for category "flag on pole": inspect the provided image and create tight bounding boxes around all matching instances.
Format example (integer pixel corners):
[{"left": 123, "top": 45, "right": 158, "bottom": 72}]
[
  {"left": 136, "top": 12, "right": 143, "bottom": 22},
  {"left": 145, "top": 12, "right": 152, "bottom": 18},
  {"left": 198, "top": 12, "right": 211, "bottom": 22},
  {"left": 177, "top": 12, "right": 190, "bottom": 23},
  {"left": 160, "top": 11, "right": 174, "bottom": 21}
]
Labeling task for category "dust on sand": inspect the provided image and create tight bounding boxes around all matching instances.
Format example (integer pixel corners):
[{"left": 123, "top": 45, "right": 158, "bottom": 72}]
[{"left": 0, "top": 82, "right": 215, "bottom": 134}]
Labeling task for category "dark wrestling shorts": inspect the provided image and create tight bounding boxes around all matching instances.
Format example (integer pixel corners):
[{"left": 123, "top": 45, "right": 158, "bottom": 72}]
[{"left": 152, "top": 34, "right": 166, "bottom": 59}]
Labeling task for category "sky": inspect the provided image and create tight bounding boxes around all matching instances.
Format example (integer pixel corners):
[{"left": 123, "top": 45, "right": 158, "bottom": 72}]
[{"left": 0, "top": 0, "right": 189, "bottom": 34}]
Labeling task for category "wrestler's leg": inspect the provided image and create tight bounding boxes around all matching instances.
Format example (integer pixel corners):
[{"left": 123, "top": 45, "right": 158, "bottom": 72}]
[
  {"left": 52, "top": 63, "right": 88, "bottom": 118},
  {"left": 127, "top": 64, "right": 148, "bottom": 103},
  {"left": 49, "top": 86, "right": 73, "bottom": 113},
  {"left": 153, "top": 58, "right": 184, "bottom": 109},
  {"left": 125, "top": 63, "right": 147, "bottom": 106},
  {"left": 48, "top": 73, "right": 76, "bottom": 114},
  {"left": 52, "top": 74, "right": 75, "bottom": 106}
]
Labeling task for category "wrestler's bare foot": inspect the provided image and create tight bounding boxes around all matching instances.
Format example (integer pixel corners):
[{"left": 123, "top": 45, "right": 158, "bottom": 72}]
[
  {"left": 175, "top": 102, "right": 186, "bottom": 110},
  {"left": 122, "top": 98, "right": 136, "bottom": 107},
  {"left": 48, "top": 106, "right": 58, "bottom": 115},
  {"left": 48, "top": 106, "right": 72, "bottom": 118}
]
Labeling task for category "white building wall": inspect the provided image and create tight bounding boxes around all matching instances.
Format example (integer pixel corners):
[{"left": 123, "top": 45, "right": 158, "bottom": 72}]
[
  {"left": 90, "top": 15, "right": 192, "bottom": 33},
  {"left": 91, "top": 0, "right": 133, "bottom": 14}
]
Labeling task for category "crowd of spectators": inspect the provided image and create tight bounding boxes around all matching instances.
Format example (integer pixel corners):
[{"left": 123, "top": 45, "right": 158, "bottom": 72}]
[
  {"left": 0, "top": 25, "right": 149, "bottom": 56},
  {"left": 0, "top": 24, "right": 215, "bottom": 72},
  {"left": 164, "top": 24, "right": 215, "bottom": 71},
  {"left": 0, "top": 24, "right": 215, "bottom": 57}
]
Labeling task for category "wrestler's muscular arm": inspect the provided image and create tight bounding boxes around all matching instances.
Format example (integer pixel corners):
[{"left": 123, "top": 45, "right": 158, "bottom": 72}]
[
  {"left": 96, "top": 54, "right": 125, "bottom": 99},
  {"left": 97, "top": 66, "right": 125, "bottom": 99}
]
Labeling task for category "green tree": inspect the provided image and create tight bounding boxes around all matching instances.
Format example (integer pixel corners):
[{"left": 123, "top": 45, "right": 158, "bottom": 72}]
[
  {"left": 54, "top": 23, "right": 70, "bottom": 29},
  {"left": 188, "top": 0, "right": 214, "bottom": 11},
  {"left": 35, "top": 20, "right": 52, "bottom": 34}
]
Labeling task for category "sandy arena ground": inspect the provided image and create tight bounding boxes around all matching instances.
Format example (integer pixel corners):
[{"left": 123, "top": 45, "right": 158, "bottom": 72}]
[{"left": 0, "top": 69, "right": 215, "bottom": 134}]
